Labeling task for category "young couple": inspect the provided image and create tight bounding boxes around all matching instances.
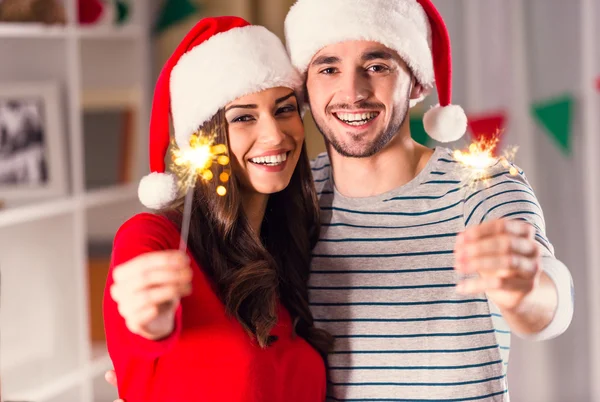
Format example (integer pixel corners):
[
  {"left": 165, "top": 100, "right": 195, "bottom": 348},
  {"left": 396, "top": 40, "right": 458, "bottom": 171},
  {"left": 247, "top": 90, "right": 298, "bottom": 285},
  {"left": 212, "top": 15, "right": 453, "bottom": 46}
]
[{"left": 104, "top": 1, "right": 574, "bottom": 401}]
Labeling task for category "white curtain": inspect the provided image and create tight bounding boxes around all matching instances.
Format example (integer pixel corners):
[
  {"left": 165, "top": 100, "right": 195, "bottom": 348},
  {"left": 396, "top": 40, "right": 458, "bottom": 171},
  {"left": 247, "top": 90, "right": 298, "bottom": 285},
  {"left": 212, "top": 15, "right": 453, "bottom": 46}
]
[{"left": 435, "top": 1, "right": 596, "bottom": 401}]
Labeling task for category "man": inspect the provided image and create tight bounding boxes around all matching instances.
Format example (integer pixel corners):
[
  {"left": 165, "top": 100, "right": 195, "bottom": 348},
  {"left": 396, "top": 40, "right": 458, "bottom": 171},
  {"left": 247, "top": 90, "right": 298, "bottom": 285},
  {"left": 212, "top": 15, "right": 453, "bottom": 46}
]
[
  {"left": 282, "top": 0, "right": 573, "bottom": 400},
  {"left": 107, "top": 0, "right": 573, "bottom": 400}
]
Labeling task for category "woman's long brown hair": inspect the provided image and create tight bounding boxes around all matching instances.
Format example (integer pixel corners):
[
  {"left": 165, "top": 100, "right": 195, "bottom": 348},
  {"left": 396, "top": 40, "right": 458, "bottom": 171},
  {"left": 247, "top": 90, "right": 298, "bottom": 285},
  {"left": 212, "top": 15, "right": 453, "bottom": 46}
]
[{"left": 163, "top": 108, "right": 333, "bottom": 357}]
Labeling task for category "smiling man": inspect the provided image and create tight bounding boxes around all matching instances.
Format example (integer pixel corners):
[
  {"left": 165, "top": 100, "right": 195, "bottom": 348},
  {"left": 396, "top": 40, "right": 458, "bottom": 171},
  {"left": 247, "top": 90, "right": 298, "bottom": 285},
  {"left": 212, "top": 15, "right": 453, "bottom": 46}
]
[
  {"left": 307, "top": 45, "right": 412, "bottom": 159},
  {"left": 284, "top": 0, "right": 574, "bottom": 400}
]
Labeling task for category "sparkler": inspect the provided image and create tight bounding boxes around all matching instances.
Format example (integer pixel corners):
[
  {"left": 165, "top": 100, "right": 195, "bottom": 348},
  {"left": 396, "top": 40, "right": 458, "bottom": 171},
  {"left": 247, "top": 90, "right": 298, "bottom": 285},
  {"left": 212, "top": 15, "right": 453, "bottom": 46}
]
[
  {"left": 452, "top": 130, "right": 519, "bottom": 189},
  {"left": 170, "top": 131, "right": 230, "bottom": 251}
]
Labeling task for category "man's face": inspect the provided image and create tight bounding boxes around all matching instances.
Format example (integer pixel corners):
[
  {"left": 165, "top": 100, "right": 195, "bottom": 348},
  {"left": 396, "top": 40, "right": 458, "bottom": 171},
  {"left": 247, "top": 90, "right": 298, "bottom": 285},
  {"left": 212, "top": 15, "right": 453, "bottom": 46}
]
[{"left": 306, "top": 41, "right": 418, "bottom": 158}]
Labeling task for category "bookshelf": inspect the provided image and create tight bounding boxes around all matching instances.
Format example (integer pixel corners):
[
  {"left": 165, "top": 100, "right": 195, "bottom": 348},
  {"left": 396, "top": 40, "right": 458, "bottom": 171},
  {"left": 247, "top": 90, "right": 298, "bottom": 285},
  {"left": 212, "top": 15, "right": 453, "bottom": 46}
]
[{"left": 0, "top": 1, "right": 151, "bottom": 401}]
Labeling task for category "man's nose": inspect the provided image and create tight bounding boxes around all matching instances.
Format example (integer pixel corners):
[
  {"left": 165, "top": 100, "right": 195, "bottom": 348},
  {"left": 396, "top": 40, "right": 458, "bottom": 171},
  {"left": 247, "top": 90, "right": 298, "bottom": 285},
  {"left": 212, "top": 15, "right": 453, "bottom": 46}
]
[{"left": 337, "top": 71, "right": 372, "bottom": 104}]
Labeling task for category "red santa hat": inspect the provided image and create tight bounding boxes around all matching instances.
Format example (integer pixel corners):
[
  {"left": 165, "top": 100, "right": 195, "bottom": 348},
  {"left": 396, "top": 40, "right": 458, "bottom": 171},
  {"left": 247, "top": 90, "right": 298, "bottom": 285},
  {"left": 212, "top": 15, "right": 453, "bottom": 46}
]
[
  {"left": 284, "top": 0, "right": 467, "bottom": 143},
  {"left": 138, "top": 16, "right": 303, "bottom": 209}
]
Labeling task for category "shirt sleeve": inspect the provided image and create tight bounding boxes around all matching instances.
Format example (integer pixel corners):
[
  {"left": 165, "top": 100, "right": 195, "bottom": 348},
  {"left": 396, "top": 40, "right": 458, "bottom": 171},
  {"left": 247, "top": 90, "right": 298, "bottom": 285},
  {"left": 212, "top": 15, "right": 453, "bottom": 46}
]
[
  {"left": 103, "top": 212, "right": 184, "bottom": 360},
  {"left": 462, "top": 162, "right": 574, "bottom": 341}
]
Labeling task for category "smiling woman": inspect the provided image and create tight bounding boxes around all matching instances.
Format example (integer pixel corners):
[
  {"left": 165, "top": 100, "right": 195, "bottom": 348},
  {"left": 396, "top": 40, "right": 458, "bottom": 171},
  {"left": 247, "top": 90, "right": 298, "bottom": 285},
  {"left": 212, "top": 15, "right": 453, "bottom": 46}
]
[
  {"left": 103, "top": 16, "right": 332, "bottom": 402},
  {"left": 225, "top": 88, "right": 304, "bottom": 194}
]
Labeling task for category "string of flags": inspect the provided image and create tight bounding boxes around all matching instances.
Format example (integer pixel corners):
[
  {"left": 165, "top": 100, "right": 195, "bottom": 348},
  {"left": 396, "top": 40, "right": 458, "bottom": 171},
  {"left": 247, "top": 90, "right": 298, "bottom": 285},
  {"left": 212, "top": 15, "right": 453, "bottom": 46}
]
[
  {"left": 155, "top": 0, "right": 200, "bottom": 34},
  {"left": 150, "top": 1, "right": 600, "bottom": 157},
  {"left": 412, "top": 77, "right": 600, "bottom": 155},
  {"left": 78, "top": 0, "right": 131, "bottom": 26}
]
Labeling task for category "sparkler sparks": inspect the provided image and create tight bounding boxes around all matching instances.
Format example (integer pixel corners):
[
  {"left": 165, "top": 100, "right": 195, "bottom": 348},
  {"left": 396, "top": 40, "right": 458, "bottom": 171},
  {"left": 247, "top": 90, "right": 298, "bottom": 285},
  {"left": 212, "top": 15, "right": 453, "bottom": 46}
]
[
  {"left": 169, "top": 130, "right": 230, "bottom": 251},
  {"left": 171, "top": 133, "right": 230, "bottom": 193},
  {"left": 453, "top": 131, "right": 519, "bottom": 188}
]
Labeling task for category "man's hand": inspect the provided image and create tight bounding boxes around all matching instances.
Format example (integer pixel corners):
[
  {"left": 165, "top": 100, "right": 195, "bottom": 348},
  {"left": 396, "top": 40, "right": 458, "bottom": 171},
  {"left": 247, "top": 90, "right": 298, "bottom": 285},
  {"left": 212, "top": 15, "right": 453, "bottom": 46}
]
[
  {"left": 454, "top": 219, "right": 541, "bottom": 312},
  {"left": 105, "top": 369, "right": 124, "bottom": 402}
]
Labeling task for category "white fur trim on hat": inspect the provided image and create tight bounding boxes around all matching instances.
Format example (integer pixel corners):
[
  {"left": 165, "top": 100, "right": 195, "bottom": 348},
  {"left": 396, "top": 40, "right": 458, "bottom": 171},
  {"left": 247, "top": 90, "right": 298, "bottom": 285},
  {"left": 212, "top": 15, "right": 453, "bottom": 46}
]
[
  {"left": 170, "top": 25, "right": 303, "bottom": 150},
  {"left": 423, "top": 104, "right": 468, "bottom": 143},
  {"left": 138, "top": 172, "right": 178, "bottom": 210},
  {"left": 285, "top": 0, "right": 434, "bottom": 87}
]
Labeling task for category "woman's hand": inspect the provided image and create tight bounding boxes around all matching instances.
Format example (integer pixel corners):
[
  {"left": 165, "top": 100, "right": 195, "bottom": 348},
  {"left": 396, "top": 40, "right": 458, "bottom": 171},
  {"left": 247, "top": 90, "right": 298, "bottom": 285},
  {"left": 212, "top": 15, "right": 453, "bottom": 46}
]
[{"left": 110, "top": 250, "right": 192, "bottom": 340}]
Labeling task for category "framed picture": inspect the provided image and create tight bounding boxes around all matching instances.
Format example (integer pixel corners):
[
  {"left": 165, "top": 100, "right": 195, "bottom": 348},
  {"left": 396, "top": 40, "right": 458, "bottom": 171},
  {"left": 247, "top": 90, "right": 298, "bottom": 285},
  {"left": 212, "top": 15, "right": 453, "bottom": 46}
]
[{"left": 0, "top": 82, "right": 67, "bottom": 202}]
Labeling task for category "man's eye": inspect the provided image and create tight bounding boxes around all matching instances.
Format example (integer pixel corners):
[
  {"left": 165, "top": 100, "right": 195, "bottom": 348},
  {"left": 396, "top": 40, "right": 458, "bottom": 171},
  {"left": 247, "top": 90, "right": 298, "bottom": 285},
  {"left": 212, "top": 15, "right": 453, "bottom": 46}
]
[{"left": 367, "top": 65, "right": 389, "bottom": 73}]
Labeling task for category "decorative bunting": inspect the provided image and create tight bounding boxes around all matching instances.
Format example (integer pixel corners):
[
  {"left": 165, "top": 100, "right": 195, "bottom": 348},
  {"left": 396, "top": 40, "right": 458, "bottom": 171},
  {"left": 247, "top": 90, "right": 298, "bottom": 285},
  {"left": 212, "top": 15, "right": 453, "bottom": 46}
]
[
  {"left": 407, "top": 90, "right": 580, "bottom": 156},
  {"left": 467, "top": 112, "right": 506, "bottom": 155},
  {"left": 115, "top": 0, "right": 130, "bottom": 25},
  {"left": 532, "top": 95, "right": 573, "bottom": 155},
  {"left": 78, "top": 0, "right": 104, "bottom": 24},
  {"left": 409, "top": 116, "right": 429, "bottom": 146},
  {"left": 155, "top": 0, "right": 199, "bottom": 34}
]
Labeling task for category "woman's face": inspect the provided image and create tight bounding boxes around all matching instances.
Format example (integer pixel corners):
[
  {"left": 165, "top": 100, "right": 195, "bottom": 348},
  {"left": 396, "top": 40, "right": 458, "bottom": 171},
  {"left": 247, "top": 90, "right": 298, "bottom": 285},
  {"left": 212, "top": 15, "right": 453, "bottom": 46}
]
[{"left": 224, "top": 87, "right": 305, "bottom": 195}]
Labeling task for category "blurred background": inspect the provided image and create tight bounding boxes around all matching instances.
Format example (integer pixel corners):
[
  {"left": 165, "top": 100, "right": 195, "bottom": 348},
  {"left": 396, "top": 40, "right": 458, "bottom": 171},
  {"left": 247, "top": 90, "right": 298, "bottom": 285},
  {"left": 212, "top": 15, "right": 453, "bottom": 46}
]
[{"left": 0, "top": 0, "right": 598, "bottom": 401}]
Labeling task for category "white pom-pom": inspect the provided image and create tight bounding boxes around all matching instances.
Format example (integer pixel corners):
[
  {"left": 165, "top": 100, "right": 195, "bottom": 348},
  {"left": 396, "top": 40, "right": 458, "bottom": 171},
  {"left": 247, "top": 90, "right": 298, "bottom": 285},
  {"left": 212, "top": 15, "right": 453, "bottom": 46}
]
[
  {"left": 138, "top": 172, "right": 178, "bottom": 210},
  {"left": 423, "top": 104, "right": 468, "bottom": 143}
]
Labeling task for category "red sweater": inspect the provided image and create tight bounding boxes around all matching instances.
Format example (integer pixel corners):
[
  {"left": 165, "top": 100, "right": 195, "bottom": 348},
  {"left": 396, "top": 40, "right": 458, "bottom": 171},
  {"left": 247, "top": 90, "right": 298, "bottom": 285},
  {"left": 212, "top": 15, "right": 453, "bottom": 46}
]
[{"left": 103, "top": 213, "right": 326, "bottom": 402}]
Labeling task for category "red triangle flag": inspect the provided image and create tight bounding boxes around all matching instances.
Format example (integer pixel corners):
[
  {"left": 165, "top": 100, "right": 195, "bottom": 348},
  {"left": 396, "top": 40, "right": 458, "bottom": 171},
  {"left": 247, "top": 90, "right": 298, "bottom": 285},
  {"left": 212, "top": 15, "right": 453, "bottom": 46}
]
[
  {"left": 467, "top": 112, "right": 507, "bottom": 155},
  {"left": 596, "top": 76, "right": 600, "bottom": 92}
]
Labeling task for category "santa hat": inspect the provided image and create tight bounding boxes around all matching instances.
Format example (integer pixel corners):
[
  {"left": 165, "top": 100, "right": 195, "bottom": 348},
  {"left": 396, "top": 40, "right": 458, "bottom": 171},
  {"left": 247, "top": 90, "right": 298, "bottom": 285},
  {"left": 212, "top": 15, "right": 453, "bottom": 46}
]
[
  {"left": 139, "top": 16, "right": 303, "bottom": 209},
  {"left": 284, "top": 0, "right": 467, "bottom": 143}
]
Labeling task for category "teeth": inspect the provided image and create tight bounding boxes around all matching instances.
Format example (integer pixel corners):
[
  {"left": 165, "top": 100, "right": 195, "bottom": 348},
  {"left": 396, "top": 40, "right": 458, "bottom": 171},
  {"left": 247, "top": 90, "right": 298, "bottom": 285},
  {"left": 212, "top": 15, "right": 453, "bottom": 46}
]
[
  {"left": 336, "top": 112, "right": 379, "bottom": 124},
  {"left": 250, "top": 152, "right": 288, "bottom": 165}
]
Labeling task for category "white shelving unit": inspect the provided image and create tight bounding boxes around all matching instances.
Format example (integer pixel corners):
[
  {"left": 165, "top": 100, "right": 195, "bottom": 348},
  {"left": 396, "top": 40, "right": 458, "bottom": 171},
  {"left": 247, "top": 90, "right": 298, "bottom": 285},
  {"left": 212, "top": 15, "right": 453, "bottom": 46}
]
[{"left": 0, "top": 1, "right": 152, "bottom": 401}]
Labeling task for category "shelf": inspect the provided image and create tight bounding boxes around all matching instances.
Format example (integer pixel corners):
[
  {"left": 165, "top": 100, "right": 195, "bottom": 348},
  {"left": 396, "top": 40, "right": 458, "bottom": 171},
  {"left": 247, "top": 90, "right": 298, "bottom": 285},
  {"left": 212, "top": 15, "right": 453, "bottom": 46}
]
[
  {"left": 84, "top": 183, "right": 139, "bottom": 209},
  {"left": 0, "top": 23, "right": 143, "bottom": 40},
  {"left": 0, "top": 184, "right": 137, "bottom": 228},
  {"left": 3, "top": 369, "right": 84, "bottom": 402},
  {"left": 0, "top": 196, "right": 76, "bottom": 228},
  {"left": 0, "top": 4, "right": 151, "bottom": 401},
  {"left": 2, "top": 346, "right": 112, "bottom": 402},
  {"left": 0, "top": 23, "right": 68, "bottom": 38},
  {"left": 89, "top": 342, "right": 113, "bottom": 379},
  {"left": 77, "top": 24, "right": 143, "bottom": 39}
]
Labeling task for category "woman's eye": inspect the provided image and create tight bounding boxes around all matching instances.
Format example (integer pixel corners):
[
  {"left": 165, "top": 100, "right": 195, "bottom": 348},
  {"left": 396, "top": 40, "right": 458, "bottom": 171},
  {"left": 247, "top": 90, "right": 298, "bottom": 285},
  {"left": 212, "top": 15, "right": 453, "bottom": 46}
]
[
  {"left": 277, "top": 105, "right": 297, "bottom": 114},
  {"left": 231, "top": 115, "right": 254, "bottom": 123},
  {"left": 320, "top": 67, "right": 337, "bottom": 75}
]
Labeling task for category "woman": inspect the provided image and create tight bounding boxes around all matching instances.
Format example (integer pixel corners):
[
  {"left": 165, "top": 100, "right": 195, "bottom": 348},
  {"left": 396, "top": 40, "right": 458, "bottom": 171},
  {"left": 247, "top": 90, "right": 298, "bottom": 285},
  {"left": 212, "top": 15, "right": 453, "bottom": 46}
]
[{"left": 104, "top": 16, "right": 332, "bottom": 402}]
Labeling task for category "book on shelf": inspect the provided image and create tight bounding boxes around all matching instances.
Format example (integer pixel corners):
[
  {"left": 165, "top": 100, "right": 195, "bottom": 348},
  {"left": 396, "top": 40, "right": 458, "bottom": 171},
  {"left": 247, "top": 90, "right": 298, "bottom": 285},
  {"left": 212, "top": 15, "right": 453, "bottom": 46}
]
[
  {"left": 83, "top": 107, "right": 134, "bottom": 190},
  {"left": 87, "top": 240, "right": 112, "bottom": 342}
]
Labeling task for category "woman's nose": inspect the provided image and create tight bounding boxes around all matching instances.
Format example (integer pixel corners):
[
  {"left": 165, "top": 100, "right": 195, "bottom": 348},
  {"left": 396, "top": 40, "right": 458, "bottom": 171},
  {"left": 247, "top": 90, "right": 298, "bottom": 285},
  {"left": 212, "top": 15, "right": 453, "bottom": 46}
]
[{"left": 257, "top": 116, "right": 286, "bottom": 146}]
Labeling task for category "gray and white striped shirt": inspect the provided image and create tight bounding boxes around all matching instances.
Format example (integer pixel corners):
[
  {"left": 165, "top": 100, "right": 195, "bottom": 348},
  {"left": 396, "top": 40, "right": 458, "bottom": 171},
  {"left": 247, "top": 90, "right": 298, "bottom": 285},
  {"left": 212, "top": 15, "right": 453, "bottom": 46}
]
[{"left": 309, "top": 147, "right": 573, "bottom": 401}]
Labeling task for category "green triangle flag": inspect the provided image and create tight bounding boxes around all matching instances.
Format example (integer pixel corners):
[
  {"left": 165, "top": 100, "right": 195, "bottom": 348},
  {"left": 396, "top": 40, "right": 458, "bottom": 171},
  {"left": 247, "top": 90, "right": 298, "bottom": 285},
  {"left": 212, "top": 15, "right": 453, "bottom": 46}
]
[
  {"left": 115, "top": 1, "right": 130, "bottom": 25},
  {"left": 532, "top": 95, "right": 573, "bottom": 155},
  {"left": 410, "top": 116, "right": 429, "bottom": 146},
  {"left": 155, "top": 0, "right": 199, "bottom": 34}
]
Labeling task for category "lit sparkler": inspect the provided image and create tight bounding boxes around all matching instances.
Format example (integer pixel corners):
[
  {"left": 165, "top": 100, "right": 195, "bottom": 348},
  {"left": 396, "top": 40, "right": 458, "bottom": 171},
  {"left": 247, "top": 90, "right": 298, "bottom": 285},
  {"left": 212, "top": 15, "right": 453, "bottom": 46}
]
[
  {"left": 170, "top": 131, "right": 230, "bottom": 251},
  {"left": 453, "top": 130, "right": 519, "bottom": 188}
]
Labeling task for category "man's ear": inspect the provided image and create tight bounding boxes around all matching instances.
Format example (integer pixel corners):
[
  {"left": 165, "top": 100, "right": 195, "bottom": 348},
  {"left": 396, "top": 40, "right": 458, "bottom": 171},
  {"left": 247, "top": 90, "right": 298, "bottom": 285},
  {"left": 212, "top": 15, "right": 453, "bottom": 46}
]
[
  {"left": 303, "top": 81, "right": 310, "bottom": 104},
  {"left": 409, "top": 79, "right": 429, "bottom": 102}
]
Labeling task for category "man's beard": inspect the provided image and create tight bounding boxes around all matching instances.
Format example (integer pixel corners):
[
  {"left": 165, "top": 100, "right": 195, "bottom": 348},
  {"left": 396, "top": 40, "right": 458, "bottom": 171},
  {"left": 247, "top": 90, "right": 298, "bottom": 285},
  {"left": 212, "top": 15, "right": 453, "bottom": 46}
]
[{"left": 311, "top": 98, "right": 410, "bottom": 159}]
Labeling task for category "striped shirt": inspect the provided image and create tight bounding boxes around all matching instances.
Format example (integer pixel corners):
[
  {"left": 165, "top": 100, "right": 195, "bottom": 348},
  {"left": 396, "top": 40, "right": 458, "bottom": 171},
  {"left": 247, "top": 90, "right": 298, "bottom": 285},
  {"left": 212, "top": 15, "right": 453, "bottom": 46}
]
[{"left": 309, "top": 147, "right": 574, "bottom": 402}]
